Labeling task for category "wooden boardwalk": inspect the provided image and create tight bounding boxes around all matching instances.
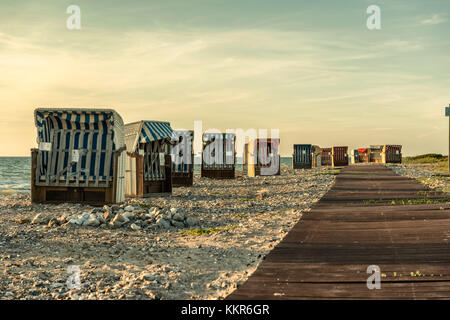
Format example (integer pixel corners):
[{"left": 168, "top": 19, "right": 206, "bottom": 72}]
[{"left": 227, "top": 165, "right": 450, "bottom": 299}]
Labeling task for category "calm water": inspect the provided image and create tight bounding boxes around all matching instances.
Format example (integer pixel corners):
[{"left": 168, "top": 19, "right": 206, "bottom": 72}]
[
  {"left": 0, "top": 157, "right": 31, "bottom": 194},
  {"left": 0, "top": 157, "right": 292, "bottom": 194}
]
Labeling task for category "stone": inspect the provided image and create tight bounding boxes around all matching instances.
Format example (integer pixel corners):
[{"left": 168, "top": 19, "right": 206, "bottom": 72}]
[
  {"left": 130, "top": 223, "right": 141, "bottom": 231},
  {"left": 170, "top": 208, "right": 177, "bottom": 214},
  {"left": 256, "top": 188, "right": 270, "bottom": 200},
  {"left": 48, "top": 218, "right": 58, "bottom": 227},
  {"left": 122, "top": 211, "right": 134, "bottom": 220},
  {"left": 56, "top": 216, "right": 68, "bottom": 225},
  {"left": 69, "top": 218, "right": 84, "bottom": 225},
  {"left": 83, "top": 216, "right": 100, "bottom": 227},
  {"left": 103, "top": 211, "right": 111, "bottom": 221},
  {"left": 18, "top": 218, "right": 31, "bottom": 224},
  {"left": 172, "top": 212, "right": 185, "bottom": 222},
  {"left": 156, "top": 218, "right": 171, "bottom": 229},
  {"left": 31, "top": 213, "right": 48, "bottom": 225},
  {"left": 185, "top": 217, "right": 198, "bottom": 227},
  {"left": 171, "top": 220, "right": 184, "bottom": 228},
  {"left": 124, "top": 205, "right": 135, "bottom": 212},
  {"left": 145, "top": 212, "right": 156, "bottom": 220}
]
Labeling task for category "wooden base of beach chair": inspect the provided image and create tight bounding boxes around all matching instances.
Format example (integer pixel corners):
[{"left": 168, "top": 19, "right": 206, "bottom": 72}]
[
  {"left": 293, "top": 163, "right": 312, "bottom": 169},
  {"left": 248, "top": 164, "right": 281, "bottom": 177},
  {"left": 172, "top": 172, "right": 194, "bottom": 187},
  {"left": 31, "top": 185, "right": 114, "bottom": 206},
  {"left": 201, "top": 168, "right": 235, "bottom": 179},
  {"left": 142, "top": 178, "right": 172, "bottom": 195}
]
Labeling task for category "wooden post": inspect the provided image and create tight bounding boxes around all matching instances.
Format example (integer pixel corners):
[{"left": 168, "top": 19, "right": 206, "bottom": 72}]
[
  {"left": 164, "top": 154, "right": 172, "bottom": 193},
  {"left": 136, "top": 154, "right": 144, "bottom": 197},
  {"left": 31, "top": 149, "right": 38, "bottom": 202}
]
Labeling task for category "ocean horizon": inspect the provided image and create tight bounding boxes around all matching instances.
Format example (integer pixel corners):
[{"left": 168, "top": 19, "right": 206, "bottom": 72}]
[{"left": 0, "top": 156, "right": 294, "bottom": 194}]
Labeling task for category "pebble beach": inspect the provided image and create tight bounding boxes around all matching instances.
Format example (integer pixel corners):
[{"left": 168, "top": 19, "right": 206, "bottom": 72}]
[{"left": 0, "top": 164, "right": 336, "bottom": 300}]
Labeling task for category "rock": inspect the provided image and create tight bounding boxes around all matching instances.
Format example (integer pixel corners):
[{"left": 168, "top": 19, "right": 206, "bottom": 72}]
[
  {"left": 170, "top": 208, "right": 177, "bottom": 214},
  {"left": 171, "top": 220, "right": 184, "bottom": 228},
  {"left": 18, "top": 218, "right": 31, "bottom": 224},
  {"left": 31, "top": 213, "right": 48, "bottom": 225},
  {"left": 103, "top": 211, "right": 111, "bottom": 221},
  {"left": 69, "top": 218, "right": 84, "bottom": 225},
  {"left": 56, "top": 216, "right": 68, "bottom": 225},
  {"left": 96, "top": 215, "right": 106, "bottom": 224},
  {"left": 130, "top": 223, "right": 141, "bottom": 231},
  {"left": 156, "top": 218, "right": 171, "bottom": 229},
  {"left": 145, "top": 212, "right": 156, "bottom": 220},
  {"left": 48, "top": 218, "right": 58, "bottom": 227},
  {"left": 83, "top": 215, "right": 100, "bottom": 227},
  {"left": 124, "top": 205, "right": 134, "bottom": 212},
  {"left": 256, "top": 188, "right": 270, "bottom": 200},
  {"left": 172, "top": 212, "right": 185, "bottom": 222},
  {"left": 122, "top": 211, "right": 134, "bottom": 220},
  {"left": 114, "top": 213, "right": 127, "bottom": 223},
  {"left": 185, "top": 217, "right": 198, "bottom": 227}
]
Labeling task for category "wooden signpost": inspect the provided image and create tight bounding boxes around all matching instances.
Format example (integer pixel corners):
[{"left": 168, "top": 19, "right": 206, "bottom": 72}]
[{"left": 446, "top": 105, "right": 450, "bottom": 171}]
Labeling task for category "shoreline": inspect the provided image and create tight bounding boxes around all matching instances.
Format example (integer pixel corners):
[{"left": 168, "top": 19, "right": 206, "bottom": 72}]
[{"left": 0, "top": 164, "right": 336, "bottom": 300}]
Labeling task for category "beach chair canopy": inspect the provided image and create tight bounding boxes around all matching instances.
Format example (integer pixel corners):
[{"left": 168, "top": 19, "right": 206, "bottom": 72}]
[
  {"left": 33, "top": 108, "right": 125, "bottom": 184},
  {"left": 125, "top": 120, "right": 174, "bottom": 153}
]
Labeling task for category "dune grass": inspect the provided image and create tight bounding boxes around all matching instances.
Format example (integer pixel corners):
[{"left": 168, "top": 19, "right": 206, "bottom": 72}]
[{"left": 403, "top": 154, "right": 447, "bottom": 164}]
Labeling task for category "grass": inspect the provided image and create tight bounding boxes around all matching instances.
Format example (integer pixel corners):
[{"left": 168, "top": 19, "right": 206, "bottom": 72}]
[
  {"left": 179, "top": 225, "right": 237, "bottom": 236},
  {"left": 234, "top": 212, "right": 264, "bottom": 219},
  {"left": 363, "top": 198, "right": 450, "bottom": 205},
  {"left": 345, "top": 171, "right": 371, "bottom": 175},
  {"left": 402, "top": 154, "right": 449, "bottom": 173},
  {"left": 315, "top": 170, "right": 340, "bottom": 176},
  {"left": 135, "top": 202, "right": 156, "bottom": 209},
  {"left": 403, "top": 154, "right": 447, "bottom": 164}
]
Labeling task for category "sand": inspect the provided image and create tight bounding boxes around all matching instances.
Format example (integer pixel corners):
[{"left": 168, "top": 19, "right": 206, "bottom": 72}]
[{"left": 0, "top": 164, "right": 336, "bottom": 300}]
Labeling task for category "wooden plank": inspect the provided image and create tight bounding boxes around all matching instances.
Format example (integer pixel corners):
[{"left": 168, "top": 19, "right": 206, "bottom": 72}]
[
  {"left": 94, "top": 131, "right": 102, "bottom": 187},
  {"left": 85, "top": 130, "right": 93, "bottom": 187},
  {"left": 226, "top": 165, "right": 450, "bottom": 300},
  {"left": 64, "top": 129, "right": 75, "bottom": 186}
]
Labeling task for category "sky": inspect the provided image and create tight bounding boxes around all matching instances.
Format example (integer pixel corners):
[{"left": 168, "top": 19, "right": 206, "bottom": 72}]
[{"left": 0, "top": 0, "right": 449, "bottom": 156}]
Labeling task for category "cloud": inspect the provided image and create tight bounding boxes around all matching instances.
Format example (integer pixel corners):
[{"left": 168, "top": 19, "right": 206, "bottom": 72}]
[{"left": 420, "top": 14, "right": 446, "bottom": 25}]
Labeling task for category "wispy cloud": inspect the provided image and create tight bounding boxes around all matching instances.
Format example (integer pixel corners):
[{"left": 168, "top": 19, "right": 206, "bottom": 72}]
[{"left": 420, "top": 14, "right": 446, "bottom": 25}]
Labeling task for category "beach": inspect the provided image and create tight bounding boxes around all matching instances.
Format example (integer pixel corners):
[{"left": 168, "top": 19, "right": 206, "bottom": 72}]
[{"left": 0, "top": 164, "right": 336, "bottom": 300}]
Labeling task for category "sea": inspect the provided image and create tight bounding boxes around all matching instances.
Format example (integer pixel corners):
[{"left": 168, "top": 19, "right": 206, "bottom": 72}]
[{"left": 0, "top": 157, "right": 293, "bottom": 194}]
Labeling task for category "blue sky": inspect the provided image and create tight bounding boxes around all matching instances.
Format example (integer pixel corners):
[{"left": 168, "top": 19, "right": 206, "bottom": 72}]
[{"left": 0, "top": 0, "right": 449, "bottom": 155}]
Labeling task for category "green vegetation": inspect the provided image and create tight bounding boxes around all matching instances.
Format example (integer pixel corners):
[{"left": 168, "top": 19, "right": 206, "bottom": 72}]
[
  {"left": 135, "top": 202, "right": 156, "bottom": 208},
  {"left": 234, "top": 212, "right": 264, "bottom": 219},
  {"left": 402, "top": 154, "right": 449, "bottom": 172},
  {"left": 315, "top": 170, "right": 340, "bottom": 176},
  {"left": 403, "top": 154, "right": 447, "bottom": 164},
  {"left": 179, "top": 225, "right": 237, "bottom": 236},
  {"left": 363, "top": 198, "right": 450, "bottom": 205},
  {"left": 345, "top": 171, "right": 370, "bottom": 175}
]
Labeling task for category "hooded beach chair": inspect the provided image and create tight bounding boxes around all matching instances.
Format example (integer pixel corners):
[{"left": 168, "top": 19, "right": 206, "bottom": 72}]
[
  {"left": 31, "top": 108, "right": 126, "bottom": 204},
  {"left": 201, "top": 133, "right": 236, "bottom": 179},
  {"left": 171, "top": 130, "right": 194, "bottom": 187},
  {"left": 124, "top": 120, "right": 174, "bottom": 196}
]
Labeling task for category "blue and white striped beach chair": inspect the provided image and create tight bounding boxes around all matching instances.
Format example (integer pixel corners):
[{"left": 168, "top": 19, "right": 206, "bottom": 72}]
[{"left": 31, "top": 108, "right": 126, "bottom": 204}]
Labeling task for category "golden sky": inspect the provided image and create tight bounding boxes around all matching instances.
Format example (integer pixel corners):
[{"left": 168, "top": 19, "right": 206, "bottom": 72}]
[{"left": 0, "top": 1, "right": 449, "bottom": 156}]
